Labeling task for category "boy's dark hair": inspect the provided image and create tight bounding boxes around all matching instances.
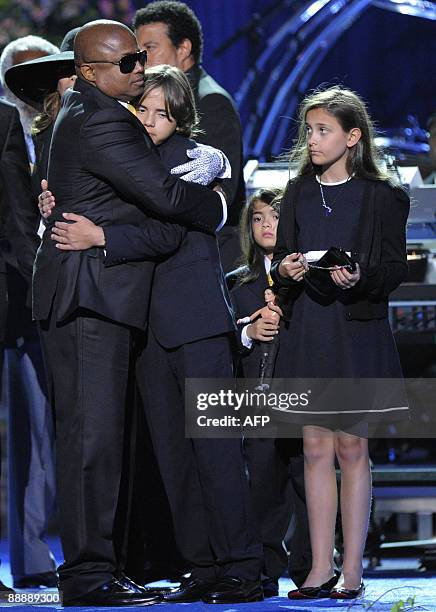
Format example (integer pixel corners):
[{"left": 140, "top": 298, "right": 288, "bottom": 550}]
[
  {"left": 237, "top": 188, "right": 283, "bottom": 285},
  {"left": 133, "top": 1, "right": 203, "bottom": 64},
  {"left": 136, "top": 64, "right": 200, "bottom": 138}
]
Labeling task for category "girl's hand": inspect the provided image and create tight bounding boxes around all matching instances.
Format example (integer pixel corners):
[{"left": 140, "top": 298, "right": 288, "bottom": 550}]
[
  {"left": 330, "top": 263, "right": 361, "bottom": 289},
  {"left": 247, "top": 315, "right": 279, "bottom": 342},
  {"left": 246, "top": 306, "right": 279, "bottom": 341},
  {"left": 278, "top": 252, "right": 306, "bottom": 281}
]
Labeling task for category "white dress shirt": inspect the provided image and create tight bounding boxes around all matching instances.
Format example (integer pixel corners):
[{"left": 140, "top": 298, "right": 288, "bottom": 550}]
[{"left": 241, "top": 256, "right": 272, "bottom": 350}]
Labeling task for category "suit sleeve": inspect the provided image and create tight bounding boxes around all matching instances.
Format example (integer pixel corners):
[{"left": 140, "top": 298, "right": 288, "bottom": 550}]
[
  {"left": 0, "top": 106, "right": 39, "bottom": 282},
  {"left": 270, "top": 183, "right": 298, "bottom": 288},
  {"left": 196, "top": 93, "right": 243, "bottom": 206},
  {"left": 228, "top": 284, "right": 254, "bottom": 353},
  {"left": 81, "top": 110, "right": 223, "bottom": 232},
  {"left": 103, "top": 218, "right": 186, "bottom": 266},
  {"left": 356, "top": 185, "right": 410, "bottom": 299}
]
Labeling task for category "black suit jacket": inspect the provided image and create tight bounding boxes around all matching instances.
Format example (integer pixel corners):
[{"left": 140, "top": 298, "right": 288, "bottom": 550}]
[
  {"left": 227, "top": 266, "right": 270, "bottom": 379},
  {"left": 0, "top": 100, "right": 40, "bottom": 345},
  {"left": 31, "top": 123, "right": 53, "bottom": 201},
  {"left": 32, "top": 78, "right": 224, "bottom": 330},
  {"left": 187, "top": 64, "right": 245, "bottom": 226},
  {"left": 270, "top": 176, "right": 410, "bottom": 320},
  {"left": 0, "top": 99, "right": 39, "bottom": 281},
  {"left": 104, "top": 133, "right": 236, "bottom": 347}
]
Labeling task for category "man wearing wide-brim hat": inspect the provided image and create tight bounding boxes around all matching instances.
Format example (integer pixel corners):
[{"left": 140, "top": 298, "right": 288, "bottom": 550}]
[
  {"left": 5, "top": 28, "right": 78, "bottom": 111},
  {"left": 5, "top": 28, "right": 78, "bottom": 193}
]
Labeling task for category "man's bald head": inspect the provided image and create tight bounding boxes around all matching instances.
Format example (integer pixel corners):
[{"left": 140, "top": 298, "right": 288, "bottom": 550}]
[
  {"left": 74, "top": 20, "right": 145, "bottom": 102},
  {"left": 75, "top": 20, "right": 133, "bottom": 65}
]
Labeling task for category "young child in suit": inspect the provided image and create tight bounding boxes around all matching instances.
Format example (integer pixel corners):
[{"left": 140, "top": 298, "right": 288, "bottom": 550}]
[{"left": 227, "top": 189, "right": 312, "bottom": 595}]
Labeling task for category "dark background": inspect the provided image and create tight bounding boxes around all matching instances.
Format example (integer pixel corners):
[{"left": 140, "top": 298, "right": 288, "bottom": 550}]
[{"left": 1, "top": 0, "right": 435, "bottom": 156}]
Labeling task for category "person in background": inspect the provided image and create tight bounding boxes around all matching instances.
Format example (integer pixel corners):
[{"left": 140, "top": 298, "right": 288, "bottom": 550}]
[
  {"left": 133, "top": 0, "right": 245, "bottom": 272},
  {"left": 0, "top": 95, "right": 41, "bottom": 592},
  {"left": 419, "top": 111, "right": 436, "bottom": 183},
  {"left": 0, "top": 36, "right": 58, "bottom": 589},
  {"left": 0, "top": 36, "right": 59, "bottom": 161},
  {"left": 5, "top": 28, "right": 79, "bottom": 197}
]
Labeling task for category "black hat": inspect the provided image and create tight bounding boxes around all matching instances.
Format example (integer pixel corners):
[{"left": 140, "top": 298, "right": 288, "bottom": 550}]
[{"left": 4, "top": 27, "right": 80, "bottom": 110}]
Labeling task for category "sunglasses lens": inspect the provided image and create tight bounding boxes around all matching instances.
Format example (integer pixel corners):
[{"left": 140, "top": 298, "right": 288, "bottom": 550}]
[{"left": 120, "top": 51, "right": 147, "bottom": 74}]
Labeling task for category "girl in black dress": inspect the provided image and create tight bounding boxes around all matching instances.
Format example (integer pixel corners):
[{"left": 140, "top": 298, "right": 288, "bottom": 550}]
[{"left": 270, "top": 86, "right": 410, "bottom": 600}]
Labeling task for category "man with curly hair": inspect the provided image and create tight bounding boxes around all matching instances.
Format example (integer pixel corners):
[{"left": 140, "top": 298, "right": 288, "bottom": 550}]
[{"left": 133, "top": 1, "right": 245, "bottom": 272}]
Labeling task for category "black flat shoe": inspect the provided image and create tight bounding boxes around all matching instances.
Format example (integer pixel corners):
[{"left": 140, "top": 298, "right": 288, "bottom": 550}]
[
  {"left": 162, "top": 577, "right": 214, "bottom": 603},
  {"left": 330, "top": 581, "right": 365, "bottom": 599},
  {"left": 63, "top": 578, "right": 161, "bottom": 606},
  {"left": 0, "top": 580, "right": 14, "bottom": 593},
  {"left": 288, "top": 571, "right": 340, "bottom": 599},
  {"left": 202, "top": 576, "right": 263, "bottom": 604}
]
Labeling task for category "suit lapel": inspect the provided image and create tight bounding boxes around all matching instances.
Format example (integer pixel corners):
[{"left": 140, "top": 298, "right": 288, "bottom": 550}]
[{"left": 247, "top": 270, "right": 269, "bottom": 303}]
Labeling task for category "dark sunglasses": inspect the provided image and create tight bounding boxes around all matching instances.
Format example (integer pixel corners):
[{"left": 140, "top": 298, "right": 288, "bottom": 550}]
[{"left": 81, "top": 50, "right": 147, "bottom": 74}]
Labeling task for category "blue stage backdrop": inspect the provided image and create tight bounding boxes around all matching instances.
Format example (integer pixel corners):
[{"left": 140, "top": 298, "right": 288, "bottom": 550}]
[
  {"left": 0, "top": 0, "right": 434, "bottom": 157},
  {"left": 165, "top": 0, "right": 435, "bottom": 156}
]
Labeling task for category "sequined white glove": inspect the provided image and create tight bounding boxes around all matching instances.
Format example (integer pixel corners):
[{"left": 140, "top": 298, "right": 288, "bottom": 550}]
[{"left": 170, "top": 144, "right": 231, "bottom": 185}]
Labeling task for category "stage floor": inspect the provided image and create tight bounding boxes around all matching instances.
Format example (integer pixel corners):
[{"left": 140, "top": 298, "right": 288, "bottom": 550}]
[{"left": 1, "top": 539, "right": 436, "bottom": 610}]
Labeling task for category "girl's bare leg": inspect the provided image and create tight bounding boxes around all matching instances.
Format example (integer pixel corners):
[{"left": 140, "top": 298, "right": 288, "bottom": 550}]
[
  {"left": 300, "top": 426, "right": 337, "bottom": 588},
  {"left": 335, "top": 431, "right": 371, "bottom": 589}
]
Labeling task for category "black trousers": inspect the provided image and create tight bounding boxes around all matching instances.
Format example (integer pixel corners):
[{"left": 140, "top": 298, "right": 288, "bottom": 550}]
[
  {"left": 243, "top": 438, "right": 292, "bottom": 580},
  {"left": 39, "top": 308, "right": 137, "bottom": 601},
  {"left": 0, "top": 271, "right": 7, "bottom": 545},
  {"left": 136, "top": 330, "right": 262, "bottom": 581}
]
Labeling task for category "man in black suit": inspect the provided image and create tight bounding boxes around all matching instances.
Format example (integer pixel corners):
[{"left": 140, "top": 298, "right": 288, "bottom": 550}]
[
  {"left": 0, "top": 99, "right": 40, "bottom": 593},
  {"left": 43, "top": 123, "right": 264, "bottom": 603},
  {"left": 133, "top": 1, "right": 245, "bottom": 272},
  {"left": 33, "top": 20, "right": 231, "bottom": 607}
]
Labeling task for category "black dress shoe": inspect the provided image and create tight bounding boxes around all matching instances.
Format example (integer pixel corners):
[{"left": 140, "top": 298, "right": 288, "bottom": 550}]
[
  {"left": 288, "top": 570, "right": 340, "bottom": 599},
  {"left": 13, "top": 572, "right": 58, "bottom": 589},
  {"left": 262, "top": 577, "right": 279, "bottom": 598},
  {"left": 118, "top": 575, "right": 170, "bottom": 598},
  {"left": 330, "top": 581, "right": 365, "bottom": 599},
  {"left": 0, "top": 580, "right": 14, "bottom": 593},
  {"left": 63, "top": 578, "right": 161, "bottom": 607},
  {"left": 202, "top": 577, "right": 264, "bottom": 604},
  {"left": 162, "top": 577, "right": 214, "bottom": 603},
  {"left": 117, "top": 574, "right": 146, "bottom": 593}
]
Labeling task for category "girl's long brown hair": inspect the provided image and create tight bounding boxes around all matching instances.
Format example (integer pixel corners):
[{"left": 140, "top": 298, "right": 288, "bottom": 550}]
[
  {"left": 31, "top": 91, "right": 61, "bottom": 135},
  {"left": 290, "top": 85, "right": 388, "bottom": 181}
]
